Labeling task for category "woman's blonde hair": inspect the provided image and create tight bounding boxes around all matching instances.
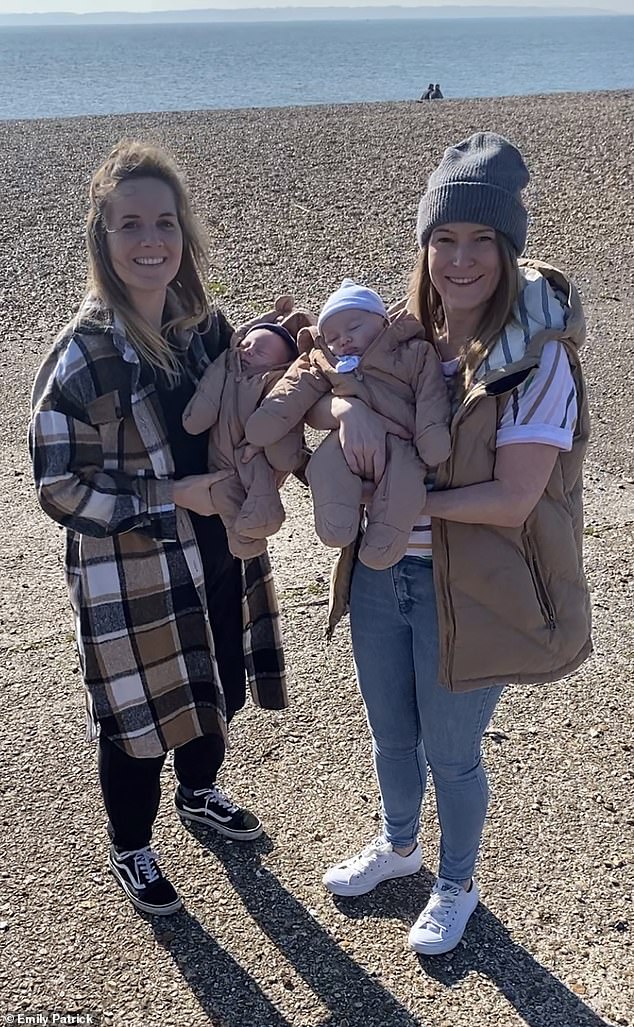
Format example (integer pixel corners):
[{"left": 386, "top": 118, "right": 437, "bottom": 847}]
[
  {"left": 407, "top": 232, "right": 520, "bottom": 397},
  {"left": 81, "top": 139, "right": 210, "bottom": 380}
]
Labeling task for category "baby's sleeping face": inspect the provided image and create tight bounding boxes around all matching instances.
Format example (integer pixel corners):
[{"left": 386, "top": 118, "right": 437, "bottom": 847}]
[
  {"left": 239, "top": 328, "right": 294, "bottom": 370},
  {"left": 321, "top": 308, "right": 386, "bottom": 358}
]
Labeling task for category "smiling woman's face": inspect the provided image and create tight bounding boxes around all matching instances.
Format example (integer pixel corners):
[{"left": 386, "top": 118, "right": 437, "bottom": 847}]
[
  {"left": 427, "top": 222, "right": 502, "bottom": 321},
  {"left": 104, "top": 177, "right": 183, "bottom": 303}
]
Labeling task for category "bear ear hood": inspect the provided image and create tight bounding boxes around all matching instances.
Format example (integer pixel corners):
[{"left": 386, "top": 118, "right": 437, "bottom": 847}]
[
  {"left": 297, "top": 325, "right": 319, "bottom": 356},
  {"left": 230, "top": 294, "right": 317, "bottom": 351},
  {"left": 279, "top": 305, "right": 317, "bottom": 345}
]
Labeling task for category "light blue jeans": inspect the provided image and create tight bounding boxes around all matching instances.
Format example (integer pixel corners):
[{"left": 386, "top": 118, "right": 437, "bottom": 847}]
[{"left": 349, "top": 557, "right": 503, "bottom": 882}]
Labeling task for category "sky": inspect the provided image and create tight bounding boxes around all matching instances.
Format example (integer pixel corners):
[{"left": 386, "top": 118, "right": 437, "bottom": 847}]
[{"left": 1, "top": 0, "right": 632, "bottom": 12}]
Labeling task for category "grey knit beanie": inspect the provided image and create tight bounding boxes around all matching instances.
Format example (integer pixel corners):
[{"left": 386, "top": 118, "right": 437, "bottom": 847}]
[{"left": 416, "top": 132, "right": 529, "bottom": 254}]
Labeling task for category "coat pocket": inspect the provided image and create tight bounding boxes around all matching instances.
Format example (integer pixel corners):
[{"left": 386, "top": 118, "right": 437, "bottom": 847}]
[
  {"left": 523, "top": 534, "right": 556, "bottom": 630},
  {"left": 86, "top": 390, "right": 125, "bottom": 424},
  {"left": 86, "top": 391, "right": 124, "bottom": 465}
]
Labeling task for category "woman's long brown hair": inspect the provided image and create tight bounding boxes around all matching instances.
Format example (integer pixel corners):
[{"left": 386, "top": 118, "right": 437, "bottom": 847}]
[{"left": 81, "top": 139, "right": 210, "bottom": 381}]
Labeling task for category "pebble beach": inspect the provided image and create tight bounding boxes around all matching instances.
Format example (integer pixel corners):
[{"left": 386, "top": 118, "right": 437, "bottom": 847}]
[{"left": 0, "top": 91, "right": 633, "bottom": 1027}]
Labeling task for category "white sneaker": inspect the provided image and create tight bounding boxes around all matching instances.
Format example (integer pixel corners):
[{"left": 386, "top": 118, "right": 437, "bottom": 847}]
[
  {"left": 323, "top": 835, "right": 422, "bottom": 897},
  {"left": 408, "top": 877, "right": 479, "bottom": 955}
]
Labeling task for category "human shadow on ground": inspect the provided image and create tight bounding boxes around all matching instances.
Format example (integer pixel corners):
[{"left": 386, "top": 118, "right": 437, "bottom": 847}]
[
  {"left": 332, "top": 866, "right": 613, "bottom": 1027},
  {"left": 166, "top": 825, "right": 424, "bottom": 1027},
  {"left": 149, "top": 903, "right": 292, "bottom": 1027}
]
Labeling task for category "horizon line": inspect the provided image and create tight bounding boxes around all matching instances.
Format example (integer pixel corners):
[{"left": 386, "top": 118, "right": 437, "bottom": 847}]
[
  {"left": 2, "top": 4, "right": 628, "bottom": 15},
  {"left": 2, "top": 2, "right": 628, "bottom": 10}
]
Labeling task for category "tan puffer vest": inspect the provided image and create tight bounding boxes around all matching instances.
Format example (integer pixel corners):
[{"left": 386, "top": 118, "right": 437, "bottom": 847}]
[{"left": 329, "top": 260, "right": 592, "bottom": 692}]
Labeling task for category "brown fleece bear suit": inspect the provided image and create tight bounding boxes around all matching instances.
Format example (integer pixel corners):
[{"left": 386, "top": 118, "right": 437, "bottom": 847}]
[
  {"left": 245, "top": 311, "right": 451, "bottom": 570},
  {"left": 182, "top": 298, "right": 314, "bottom": 559}
]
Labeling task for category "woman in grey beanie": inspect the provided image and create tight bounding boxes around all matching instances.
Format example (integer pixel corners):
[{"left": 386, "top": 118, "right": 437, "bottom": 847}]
[{"left": 312, "top": 132, "right": 591, "bottom": 956}]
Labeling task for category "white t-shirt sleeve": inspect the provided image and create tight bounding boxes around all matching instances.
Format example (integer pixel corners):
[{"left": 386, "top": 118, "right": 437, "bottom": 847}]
[{"left": 496, "top": 340, "right": 578, "bottom": 451}]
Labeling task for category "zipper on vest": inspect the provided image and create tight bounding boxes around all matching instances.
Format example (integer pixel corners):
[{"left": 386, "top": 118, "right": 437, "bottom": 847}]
[
  {"left": 524, "top": 537, "right": 556, "bottom": 630},
  {"left": 435, "top": 383, "right": 486, "bottom": 489},
  {"left": 433, "top": 392, "right": 485, "bottom": 686},
  {"left": 435, "top": 519, "right": 456, "bottom": 689}
]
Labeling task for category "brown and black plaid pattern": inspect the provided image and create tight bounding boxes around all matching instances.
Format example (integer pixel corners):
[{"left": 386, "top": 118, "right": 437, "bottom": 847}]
[{"left": 30, "top": 311, "right": 287, "bottom": 758}]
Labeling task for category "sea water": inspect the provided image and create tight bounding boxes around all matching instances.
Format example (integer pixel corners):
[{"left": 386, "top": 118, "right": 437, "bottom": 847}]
[{"left": 1, "top": 16, "right": 632, "bottom": 121}]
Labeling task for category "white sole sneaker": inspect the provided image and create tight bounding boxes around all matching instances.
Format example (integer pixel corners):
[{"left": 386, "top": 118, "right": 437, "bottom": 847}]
[
  {"left": 174, "top": 787, "right": 263, "bottom": 841},
  {"left": 323, "top": 837, "right": 422, "bottom": 897},
  {"left": 109, "top": 847, "right": 183, "bottom": 916},
  {"left": 408, "top": 878, "right": 479, "bottom": 955}
]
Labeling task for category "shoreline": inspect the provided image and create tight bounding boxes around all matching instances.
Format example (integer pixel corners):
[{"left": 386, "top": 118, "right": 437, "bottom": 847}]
[{"left": 3, "top": 87, "right": 633, "bottom": 126}]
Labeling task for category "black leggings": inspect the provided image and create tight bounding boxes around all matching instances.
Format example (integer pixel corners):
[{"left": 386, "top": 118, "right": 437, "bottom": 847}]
[
  {"left": 98, "top": 554, "right": 246, "bottom": 851},
  {"left": 99, "top": 732, "right": 227, "bottom": 851}
]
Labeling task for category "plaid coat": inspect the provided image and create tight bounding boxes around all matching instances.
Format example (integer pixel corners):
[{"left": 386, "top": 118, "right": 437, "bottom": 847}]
[{"left": 29, "top": 307, "right": 288, "bottom": 758}]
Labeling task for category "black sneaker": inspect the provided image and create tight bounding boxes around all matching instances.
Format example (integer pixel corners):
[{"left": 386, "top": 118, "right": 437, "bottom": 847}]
[
  {"left": 108, "top": 845, "right": 182, "bottom": 916},
  {"left": 175, "top": 784, "right": 263, "bottom": 841}
]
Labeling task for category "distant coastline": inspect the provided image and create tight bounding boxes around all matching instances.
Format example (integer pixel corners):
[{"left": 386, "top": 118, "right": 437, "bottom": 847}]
[{"left": 1, "top": 5, "right": 630, "bottom": 27}]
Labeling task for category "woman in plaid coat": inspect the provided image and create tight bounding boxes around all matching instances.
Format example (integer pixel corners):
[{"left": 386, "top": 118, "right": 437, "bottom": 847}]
[{"left": 29, "top": 141, "right": 288, "bottom": 916}]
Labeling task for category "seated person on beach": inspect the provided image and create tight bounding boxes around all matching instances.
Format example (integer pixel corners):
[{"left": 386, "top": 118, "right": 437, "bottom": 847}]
[
  {"left": 245, "top": 279, "right": 451, "bottom": 570},
  {"left": 419, "top": 82, "right": 434, "bottom": 101},
  {"left": 183, "top": 297, "right": 315, "bottom": 559},
  {"left": 430, "top": 83, "right": 444, "bottom": 99}
]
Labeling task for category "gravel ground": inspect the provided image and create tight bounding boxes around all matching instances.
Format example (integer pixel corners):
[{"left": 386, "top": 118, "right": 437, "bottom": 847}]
[{"left": 0, "top": 91, "right": 632, "bottom": 1027}]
